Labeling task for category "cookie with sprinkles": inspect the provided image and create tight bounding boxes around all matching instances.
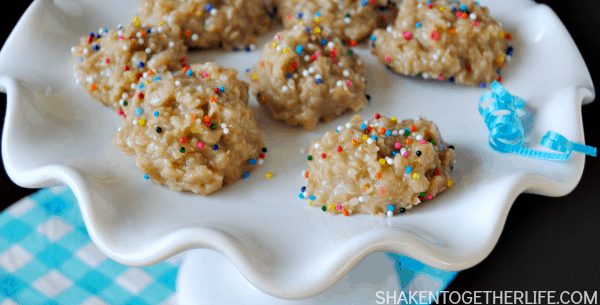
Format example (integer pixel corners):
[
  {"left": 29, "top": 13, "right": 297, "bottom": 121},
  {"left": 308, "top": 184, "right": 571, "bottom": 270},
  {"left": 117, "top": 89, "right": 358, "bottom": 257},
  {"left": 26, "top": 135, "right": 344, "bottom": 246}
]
[
  {"left": 370, "top": 0, "right": 512, "bottom": 87},
  {"left": 278, "top": 0, "right": 389, "bottom": 42},
  {"left": 72, "top": 19, "right": 187, "bottom": 110},
  {"left": 137, "top": 0, "right": 275, "bottom": 50},
  {"left": 247, "top": 26, "right": 368, "bottom": 130},
  {"left": 301, "top": 114, "right": 455, "bottom": 217},
  {"left": 113, "top": 62, "right": 265, "bottom": 195}
]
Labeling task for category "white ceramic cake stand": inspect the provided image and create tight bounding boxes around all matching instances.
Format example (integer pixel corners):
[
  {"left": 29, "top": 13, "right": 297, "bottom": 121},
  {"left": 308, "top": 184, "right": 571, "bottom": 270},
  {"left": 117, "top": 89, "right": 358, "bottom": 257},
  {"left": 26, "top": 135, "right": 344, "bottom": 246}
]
[
  {"left": 177, "top": 250, "right": 407, "bottom": 305},
  {"left": 0, "top": 0, "right": 594, "bottom": 303}
]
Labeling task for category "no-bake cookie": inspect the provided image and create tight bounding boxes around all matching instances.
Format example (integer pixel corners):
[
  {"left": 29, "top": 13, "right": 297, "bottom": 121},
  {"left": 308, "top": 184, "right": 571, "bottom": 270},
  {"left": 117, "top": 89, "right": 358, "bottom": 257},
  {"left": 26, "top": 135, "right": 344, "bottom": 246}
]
[
  {"left": 72, "top": 20, "right": 187, "bottom": 110},
  {"left": 370, "top": 0, "right": 512, "bottom": 87},
  {"left": 113, "top": 62, "right": 265, "bottom": 195},
  {"left": 301, "top": 114, "right": 455, "bottom": 217},
  {"left": 137, "top": 0, "right": 276, "bottom": 50},
  {"left": 247, "top": 26, "right": 368, "bottom": 130},
  {"left": 278, "top": 0, "right": 390, "bottom": 42}
]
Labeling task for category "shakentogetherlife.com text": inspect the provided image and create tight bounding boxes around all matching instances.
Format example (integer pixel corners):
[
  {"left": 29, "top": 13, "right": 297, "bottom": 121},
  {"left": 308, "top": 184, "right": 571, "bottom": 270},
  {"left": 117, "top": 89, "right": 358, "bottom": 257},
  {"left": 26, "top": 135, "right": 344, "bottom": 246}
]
[{"left": 375, "top": 290, "right": 598, "bottom": 305}]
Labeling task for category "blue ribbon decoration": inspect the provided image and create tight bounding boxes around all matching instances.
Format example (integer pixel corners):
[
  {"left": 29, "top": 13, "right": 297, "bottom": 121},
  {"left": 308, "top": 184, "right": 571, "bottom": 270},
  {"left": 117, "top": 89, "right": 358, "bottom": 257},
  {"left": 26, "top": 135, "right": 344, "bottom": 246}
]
[{"left": 479, "top": 81, "right": 596, "bottom": 160}]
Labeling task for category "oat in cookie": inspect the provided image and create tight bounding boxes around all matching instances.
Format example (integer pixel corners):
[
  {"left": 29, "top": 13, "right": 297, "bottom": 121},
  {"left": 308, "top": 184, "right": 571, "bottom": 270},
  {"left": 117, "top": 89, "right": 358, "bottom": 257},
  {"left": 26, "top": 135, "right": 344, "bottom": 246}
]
[
  {"left": 301, "top": 114, "right": 455, "bottom": 217},
  {"left": 113, "top": 62, "right": 265, "bottom": 195},
  {"left": 72, "top": 20, "right": 187, "bottom": 110},
  {"left": 277, "top": 0, "right": 389, "bottom": 42},
  {"left": 370, "top": 0, "right": 513, "bottom": 87},
  {"left": 137, "top": 0, "right": 276, "bottom": 50},
  {"left": 247, "top": 26, "right": 368, "bottom": 131}
]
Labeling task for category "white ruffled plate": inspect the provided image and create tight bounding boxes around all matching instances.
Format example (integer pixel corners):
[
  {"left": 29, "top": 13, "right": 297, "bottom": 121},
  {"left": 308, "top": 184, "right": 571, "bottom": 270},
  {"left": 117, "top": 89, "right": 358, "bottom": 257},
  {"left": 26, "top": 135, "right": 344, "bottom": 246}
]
[{"left": 0, "top": 0, "right": 593, "bottom": 299}]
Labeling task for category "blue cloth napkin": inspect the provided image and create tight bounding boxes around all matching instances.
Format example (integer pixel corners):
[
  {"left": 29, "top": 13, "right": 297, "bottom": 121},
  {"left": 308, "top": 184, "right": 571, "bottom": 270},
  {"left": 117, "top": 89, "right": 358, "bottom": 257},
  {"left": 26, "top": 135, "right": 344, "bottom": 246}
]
[{"left": 0, "top": 186, "right": 456, "bottom": 305}]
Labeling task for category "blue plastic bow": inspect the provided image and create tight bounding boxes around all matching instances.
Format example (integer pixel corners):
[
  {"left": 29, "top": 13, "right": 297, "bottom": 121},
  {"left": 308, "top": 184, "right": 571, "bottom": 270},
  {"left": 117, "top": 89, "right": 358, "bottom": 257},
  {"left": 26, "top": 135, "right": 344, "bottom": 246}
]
[{"left": 479, "top": 81, "right": 596, "bottom": 161}]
